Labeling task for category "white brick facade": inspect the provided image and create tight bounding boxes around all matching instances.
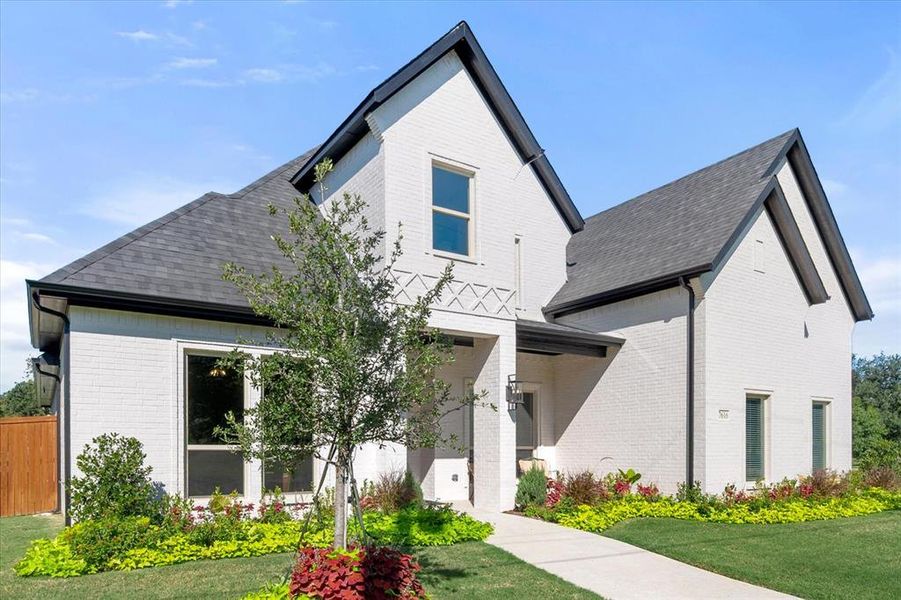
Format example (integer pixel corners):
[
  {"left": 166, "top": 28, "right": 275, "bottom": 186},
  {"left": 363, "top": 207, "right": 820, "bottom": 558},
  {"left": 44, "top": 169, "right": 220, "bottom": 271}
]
[{"left": 56, "top": 48, "right": 860, "bottom": 514}]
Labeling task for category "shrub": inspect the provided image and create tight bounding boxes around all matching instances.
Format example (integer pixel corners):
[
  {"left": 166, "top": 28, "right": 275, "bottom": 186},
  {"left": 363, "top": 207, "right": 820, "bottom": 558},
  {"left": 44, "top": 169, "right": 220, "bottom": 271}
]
[
  {"left": 797, "top": 469, "right": 848, "bottom": 498},
  {"left": 258, "top": 488, "right": 292, "bottom": 524},
  {"left": 362, "top": 505, "right": 493, "bottom": 546},
  {"left": 859, "top": 438, "right": 901, "bottom": 471},
  {"left": 675, "top": 481, "right": 706, "bottom": 504},
  {"left": 864, "top": 466, "right": 899, "bottom": 490},
  {"left": 365, "top": 470, "right": 423, "bottom": 512},
  {"left": 563, "top": 470, "right": 607, "bottom": 505},
  {"left": 636, "top": 483, "right": 660, "bottom": 500},
  {"left": 515, "top": 466, "right": 547, "bottom": 508},
  {"left": 242, "top": 582, "right": 298, "bottom": 600},
  {"left": 63, "top": 516, "right": 161, "bottom": 569},
  {"left": 546, "top": 478, "right": 564, "bottom": 508},
  {"left": 69, "top": 433, "right": 160, "bottom": 522},
  {"left": 290, "top": 545, "right": 426, "bottom": 600},
  {"left": 15, "top": 505, "right": 491, "bottom": 578},
  {"left": 160, "top": 493, "right": 195, "bottom": 534}
]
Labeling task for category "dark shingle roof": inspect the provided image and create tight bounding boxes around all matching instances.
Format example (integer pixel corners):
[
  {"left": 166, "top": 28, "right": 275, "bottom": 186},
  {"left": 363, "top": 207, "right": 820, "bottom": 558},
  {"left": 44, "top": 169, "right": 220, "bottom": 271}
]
[
  {"left": 40, "top": 148, "right": 318, "bottom": 307},
  {"left": 546, "top": 130, "right": 796, "bottom": 312}
]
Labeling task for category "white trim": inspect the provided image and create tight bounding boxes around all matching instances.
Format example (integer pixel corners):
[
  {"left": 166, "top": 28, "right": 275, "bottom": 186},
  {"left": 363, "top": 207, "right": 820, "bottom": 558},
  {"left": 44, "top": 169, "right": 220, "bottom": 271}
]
[
  {"left": 429, "top": 159, "right": 477, "bottom": 259},
  {"left": 812, "top": 398, "right": 832, "bottom": 471},
  {"left": 744, "top": 391, "right": 769, "bottom": 486}
]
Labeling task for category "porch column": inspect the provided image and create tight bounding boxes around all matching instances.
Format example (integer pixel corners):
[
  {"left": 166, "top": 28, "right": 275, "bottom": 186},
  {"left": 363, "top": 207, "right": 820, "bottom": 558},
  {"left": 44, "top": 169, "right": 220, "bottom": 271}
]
[{"left": 472, "top": 329, "right": 517, "bottom": 511}]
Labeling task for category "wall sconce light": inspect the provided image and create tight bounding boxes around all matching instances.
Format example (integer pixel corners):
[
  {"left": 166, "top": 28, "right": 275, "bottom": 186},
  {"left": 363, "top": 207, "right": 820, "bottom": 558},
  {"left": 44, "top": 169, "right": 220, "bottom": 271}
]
[{"left": 507, "top": 374, "right": 524, "bottom": 410}]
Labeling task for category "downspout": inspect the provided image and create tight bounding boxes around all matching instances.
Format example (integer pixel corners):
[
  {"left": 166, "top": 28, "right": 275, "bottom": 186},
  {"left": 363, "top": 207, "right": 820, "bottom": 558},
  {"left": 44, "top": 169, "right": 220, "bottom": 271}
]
[
  {"left": 678, "top": 278, "right": 695, "bottom": 485},
  {"left": 32, "top": 293, "right": 71, "bottom": 521}
]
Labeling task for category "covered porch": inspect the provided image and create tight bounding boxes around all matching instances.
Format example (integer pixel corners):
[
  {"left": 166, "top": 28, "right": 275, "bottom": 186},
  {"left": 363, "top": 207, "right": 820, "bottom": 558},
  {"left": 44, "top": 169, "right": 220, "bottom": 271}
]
[{"left": 408, "top": 315, "right": 623, "bottom": 511}]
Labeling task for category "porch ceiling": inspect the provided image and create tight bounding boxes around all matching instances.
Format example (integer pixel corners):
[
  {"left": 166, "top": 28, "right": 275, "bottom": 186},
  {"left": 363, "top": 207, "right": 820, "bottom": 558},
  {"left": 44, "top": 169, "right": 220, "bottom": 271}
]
[{"left": 515, "top": 319, "right": 624, "bottom": 358}]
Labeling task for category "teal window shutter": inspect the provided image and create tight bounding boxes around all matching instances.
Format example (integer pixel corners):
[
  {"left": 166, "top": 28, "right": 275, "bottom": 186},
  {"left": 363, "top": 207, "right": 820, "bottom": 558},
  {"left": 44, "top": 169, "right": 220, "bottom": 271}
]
[
  {"left": 746, "top": 397, "right": 764, "bottom": 481},
  {"left": 812, "top": 403, "right": 826, "bottom": 471}
]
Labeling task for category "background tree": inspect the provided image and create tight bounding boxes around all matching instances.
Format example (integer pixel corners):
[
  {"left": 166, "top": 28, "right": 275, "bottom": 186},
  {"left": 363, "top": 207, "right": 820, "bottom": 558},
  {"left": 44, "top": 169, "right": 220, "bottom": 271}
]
[
  {"left": 852, "top": 353, "right": 900, "bottom": 468},
  {"left": 0, "top": 379, "right": 45, "bottom": 417},
  {"left": 218, "top": 160, "right": 475, "bottom": 548}
]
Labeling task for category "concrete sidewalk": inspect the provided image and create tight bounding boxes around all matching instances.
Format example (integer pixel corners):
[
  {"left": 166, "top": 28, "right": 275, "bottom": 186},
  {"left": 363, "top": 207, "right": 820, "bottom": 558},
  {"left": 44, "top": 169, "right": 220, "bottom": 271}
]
[{"left": 462, "top": 506, "right": 795, "bottom": 600}]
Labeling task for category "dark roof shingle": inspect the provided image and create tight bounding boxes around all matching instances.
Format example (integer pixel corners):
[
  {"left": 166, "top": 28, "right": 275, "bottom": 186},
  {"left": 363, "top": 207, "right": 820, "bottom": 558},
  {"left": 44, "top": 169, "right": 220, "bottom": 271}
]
[
  {"left": 40, "top": 148, "right": 318, "bottom": 307},
  {"left": 546, "top": 130, "right": 796, "bottom": 312}
]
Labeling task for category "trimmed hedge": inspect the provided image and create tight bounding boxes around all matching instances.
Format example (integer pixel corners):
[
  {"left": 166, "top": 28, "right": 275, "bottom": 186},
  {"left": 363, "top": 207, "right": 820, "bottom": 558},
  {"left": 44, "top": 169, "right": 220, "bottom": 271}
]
[
  {"left": 524, "top": 488, "right": 901, "bottom": 534},
  {"left": 14, "top": 507, "right": 492, "bottom": 578}
]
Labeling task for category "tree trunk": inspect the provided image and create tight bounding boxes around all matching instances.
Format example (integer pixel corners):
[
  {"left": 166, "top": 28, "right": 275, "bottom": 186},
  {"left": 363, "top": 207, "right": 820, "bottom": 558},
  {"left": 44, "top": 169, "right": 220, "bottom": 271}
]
[{"left": 333, "top": 462, "right": 348, "bottom": 549}]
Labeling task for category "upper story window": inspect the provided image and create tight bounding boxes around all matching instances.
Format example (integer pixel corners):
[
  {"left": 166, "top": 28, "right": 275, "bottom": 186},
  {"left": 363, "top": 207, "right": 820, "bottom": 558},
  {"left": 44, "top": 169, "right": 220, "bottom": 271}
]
[{"left": 432, "top": 165, "right": 472, "bottom": 256}]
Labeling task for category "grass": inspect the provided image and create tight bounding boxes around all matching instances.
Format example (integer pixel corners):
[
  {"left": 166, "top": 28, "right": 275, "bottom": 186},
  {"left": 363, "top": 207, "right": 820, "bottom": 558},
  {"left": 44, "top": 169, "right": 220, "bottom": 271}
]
[
  {"left": 603, "top": 511, "right": 901, "bottom": 600},
  {"left": 1, "top": 514, "right": 597, "bottom": 600}
]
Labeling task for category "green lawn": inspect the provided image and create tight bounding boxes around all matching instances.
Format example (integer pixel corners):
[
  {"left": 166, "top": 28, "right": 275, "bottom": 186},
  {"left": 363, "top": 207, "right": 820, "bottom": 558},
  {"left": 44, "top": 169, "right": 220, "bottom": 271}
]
[
  {"left": 1, "top": 514, "right": 597, "bottom": 600},
  {"left": 603, "top": 511, "right": 901, "bottom": 600}
]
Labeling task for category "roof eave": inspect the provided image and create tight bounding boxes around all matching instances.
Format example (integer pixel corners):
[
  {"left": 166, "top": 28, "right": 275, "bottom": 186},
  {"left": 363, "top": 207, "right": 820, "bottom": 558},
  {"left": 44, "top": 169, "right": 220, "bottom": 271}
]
[
  {"left": 27, "top": 280, "right": 273, "bottom": 329},
  {"left": 544, "top": 265, "right": 712, "bottom": 318},
  {"left": 289, "top": 21, "right": 584, "bottom": 233}
]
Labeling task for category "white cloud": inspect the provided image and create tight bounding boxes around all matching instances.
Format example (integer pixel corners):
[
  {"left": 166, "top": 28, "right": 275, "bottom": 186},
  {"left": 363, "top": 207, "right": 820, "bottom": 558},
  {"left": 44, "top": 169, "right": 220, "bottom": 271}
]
[
  {"left": 79, "top": 175, "right": 235, "bottom": 226},
  {"left": 837, "top": 49, "right": 901, "bottom": 131},
  {"left": 0, "top": 259, "right": 55, "bottom": 391},
  {"left": 855, "top": 250, "right": 901, "bottom": 316},
  {"left": 116, "top": 30, "right": 159, "bottom": 42},
  {"left": 821, "top": 179, "right": 848, "bottom": 199},
  {"left": 192, "top": 20, "right": 207, "bottom": 30},
  {"left": 0, "top": 88, "right": 39, "bottom": 104},
  {"left": 179, "top": 78, "right": 236, "bottom": 88},
  {"left": 243, "top": 68, "right": 285, "bottom": 83},
  {"left": 164, "top": 0, "right": 193, "bottom": 7},
  {"left": 19, "top": 232, "right": 56, "bottom": 244},
  {"left": 167, "top": 57, "right": 218, "bottom": 69},
  {"left": 850, "top": 247, "right": 901, "bottom": 357}
]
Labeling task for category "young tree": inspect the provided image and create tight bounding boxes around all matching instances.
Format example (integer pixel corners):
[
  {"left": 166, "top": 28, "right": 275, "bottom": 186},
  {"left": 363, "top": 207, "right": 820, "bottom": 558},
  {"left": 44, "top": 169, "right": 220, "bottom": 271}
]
[{"left": 218, "top": 161, "right": 472, "bottom": 548}]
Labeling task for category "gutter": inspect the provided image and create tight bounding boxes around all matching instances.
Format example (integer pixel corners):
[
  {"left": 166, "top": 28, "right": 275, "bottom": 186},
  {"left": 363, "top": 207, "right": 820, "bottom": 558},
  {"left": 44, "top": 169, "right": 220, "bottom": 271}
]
[
  {"left": 678, "top": 278, "right": 695, "bottom": 486},
  {"left": 31, "top": 293, "right": 70, "bottom": 520}
]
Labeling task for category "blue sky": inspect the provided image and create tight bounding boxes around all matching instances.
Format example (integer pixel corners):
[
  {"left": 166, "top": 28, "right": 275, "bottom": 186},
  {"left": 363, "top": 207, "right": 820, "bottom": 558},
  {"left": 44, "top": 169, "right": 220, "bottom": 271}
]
[{"left": 1, "top": 1, "right": 899, "bottom": 391}]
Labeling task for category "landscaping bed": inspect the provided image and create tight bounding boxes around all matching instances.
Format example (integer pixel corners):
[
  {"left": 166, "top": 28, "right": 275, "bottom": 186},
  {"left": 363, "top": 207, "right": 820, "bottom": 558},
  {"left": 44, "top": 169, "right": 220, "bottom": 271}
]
[
  {"left": 515, "top": 465, "right": 901, "bottom": 535},
  {"left": 1, "top": 515, "right": 598, "bottom": 600}
]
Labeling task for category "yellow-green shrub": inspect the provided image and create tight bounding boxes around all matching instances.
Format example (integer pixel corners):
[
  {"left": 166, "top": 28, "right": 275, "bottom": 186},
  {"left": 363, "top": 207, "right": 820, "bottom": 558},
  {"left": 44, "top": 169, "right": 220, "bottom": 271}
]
[{"left": 530, "top": 488, "right": 901, "bottom": 534}]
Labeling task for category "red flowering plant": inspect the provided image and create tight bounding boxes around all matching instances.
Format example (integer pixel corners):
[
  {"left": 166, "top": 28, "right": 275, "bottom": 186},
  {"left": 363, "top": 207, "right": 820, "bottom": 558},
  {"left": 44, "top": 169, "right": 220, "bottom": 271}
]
[
  {"left": 258, "top": 487, "right": 292, "bottom": 524},
  {"left": 636, "top": 483, "right": 660, "bottom": 501},
  {"left": 546, "top": 478, "right": 564, "bottom": 508},
  {"left": 721, "top": 483, "right": 750, "bottom": 505},
  {"left": 614, "top": 479, "right": 631, "bottom": 496},
  {"left": 768, "top": 478, "right": 797, "bottom": 502},
  {"left": 290, "top": 545, "right": 427, "bottom": 600}
]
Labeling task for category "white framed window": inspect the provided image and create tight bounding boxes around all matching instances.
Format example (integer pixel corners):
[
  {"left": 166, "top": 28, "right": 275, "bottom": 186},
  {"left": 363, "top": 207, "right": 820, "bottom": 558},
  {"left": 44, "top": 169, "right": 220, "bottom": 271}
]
[
  {"left": 185, "top": 353, "right": 246, "bottom": 497},
  {"left": 431, "top": 163, "right": 473, "bottom": 257}
]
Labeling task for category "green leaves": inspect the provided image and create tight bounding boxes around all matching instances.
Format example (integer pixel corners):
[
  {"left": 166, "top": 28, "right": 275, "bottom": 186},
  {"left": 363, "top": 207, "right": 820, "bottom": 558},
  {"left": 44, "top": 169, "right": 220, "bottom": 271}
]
[{"left": 218, "top": 160, "right": 472, "bottom": 479}]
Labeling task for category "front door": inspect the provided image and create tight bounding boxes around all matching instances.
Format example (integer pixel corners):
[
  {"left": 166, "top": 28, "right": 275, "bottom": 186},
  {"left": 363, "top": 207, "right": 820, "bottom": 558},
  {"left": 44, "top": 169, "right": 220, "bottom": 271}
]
[{"left": 515, "top": 391, "right": 537, "bottom": 469}]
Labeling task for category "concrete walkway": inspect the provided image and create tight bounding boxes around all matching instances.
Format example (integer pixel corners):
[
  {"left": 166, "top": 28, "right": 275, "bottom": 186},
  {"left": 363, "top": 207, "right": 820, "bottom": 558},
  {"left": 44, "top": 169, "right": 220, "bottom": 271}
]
[{"left": 461, "top": 506, "right": 795, "bottom": 600}]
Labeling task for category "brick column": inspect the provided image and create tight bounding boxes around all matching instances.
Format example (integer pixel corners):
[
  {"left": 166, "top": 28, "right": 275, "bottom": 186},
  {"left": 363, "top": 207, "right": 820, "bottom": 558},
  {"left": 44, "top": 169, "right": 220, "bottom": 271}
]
[{"left": 472, "top": 330, "right": 517, "bottom": 511}]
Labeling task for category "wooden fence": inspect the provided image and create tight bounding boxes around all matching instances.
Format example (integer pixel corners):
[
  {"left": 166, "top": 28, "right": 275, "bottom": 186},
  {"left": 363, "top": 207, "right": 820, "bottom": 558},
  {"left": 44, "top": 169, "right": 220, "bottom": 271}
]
[{"left": 0, "top": 415, "right": 58, "bottom": 517}]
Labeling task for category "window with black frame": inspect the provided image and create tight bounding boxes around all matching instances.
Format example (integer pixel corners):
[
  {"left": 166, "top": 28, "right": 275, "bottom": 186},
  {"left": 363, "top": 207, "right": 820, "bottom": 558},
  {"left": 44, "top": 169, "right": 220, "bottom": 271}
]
[{"left": 186, "top": 354, "right": 244, "bottom": 496}]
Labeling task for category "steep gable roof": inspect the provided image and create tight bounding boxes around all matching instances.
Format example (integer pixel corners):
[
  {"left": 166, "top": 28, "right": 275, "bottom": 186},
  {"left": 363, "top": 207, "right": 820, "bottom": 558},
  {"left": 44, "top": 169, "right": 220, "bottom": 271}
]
[
  {"left": 35, "top": 148, "right": 317, "bottom": 312},
  {"left": 545, "top": 130, "right": 873, "bottom": 322},
  {"left": 289, "top": 21, "right": 584, "bottom": 233}
]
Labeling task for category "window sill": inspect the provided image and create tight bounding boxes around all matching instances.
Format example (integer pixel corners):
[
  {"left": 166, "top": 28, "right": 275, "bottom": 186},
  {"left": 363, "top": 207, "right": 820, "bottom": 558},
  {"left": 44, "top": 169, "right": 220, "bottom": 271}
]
[{"left": 427, "top": 249, "right": 481, "bottom": 265}]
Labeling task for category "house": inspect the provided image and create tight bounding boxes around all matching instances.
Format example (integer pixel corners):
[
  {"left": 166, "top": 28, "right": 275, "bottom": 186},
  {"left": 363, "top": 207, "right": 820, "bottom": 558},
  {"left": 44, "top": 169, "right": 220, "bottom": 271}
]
[{"left": 27, "top": 22, "right": 872, "bottom": 514}]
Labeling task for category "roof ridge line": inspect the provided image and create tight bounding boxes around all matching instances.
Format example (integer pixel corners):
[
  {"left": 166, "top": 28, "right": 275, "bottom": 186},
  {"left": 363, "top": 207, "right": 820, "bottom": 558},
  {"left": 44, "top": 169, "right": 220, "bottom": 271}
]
[{"left": 584, "top": 128, "right": 798, "bottom": 223}]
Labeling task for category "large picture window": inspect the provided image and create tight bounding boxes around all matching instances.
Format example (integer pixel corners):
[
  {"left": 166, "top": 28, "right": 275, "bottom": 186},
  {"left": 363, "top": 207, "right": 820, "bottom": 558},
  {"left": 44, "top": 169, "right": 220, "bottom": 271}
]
[
  {"left": 187, "top": 354, "right": 244, "bottom": 496},
  {"left": 432, "top": 165, "right": 472, "bottom": 256}
]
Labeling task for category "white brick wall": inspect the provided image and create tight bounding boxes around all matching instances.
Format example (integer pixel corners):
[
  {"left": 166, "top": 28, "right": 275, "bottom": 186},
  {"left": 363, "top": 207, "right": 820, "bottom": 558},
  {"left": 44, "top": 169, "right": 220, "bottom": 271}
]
[
  {"left": 557, "top": 287, "right": 690, "bottom": 493},
  {"left": 699, "top": 161, "right": 855, "bottom": 491},
  {"left": 369, "top": 50, "right": 571, "bottom": 322},
  {"left": 66, "top": 306, "right": 402, "bottom": 506}
]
